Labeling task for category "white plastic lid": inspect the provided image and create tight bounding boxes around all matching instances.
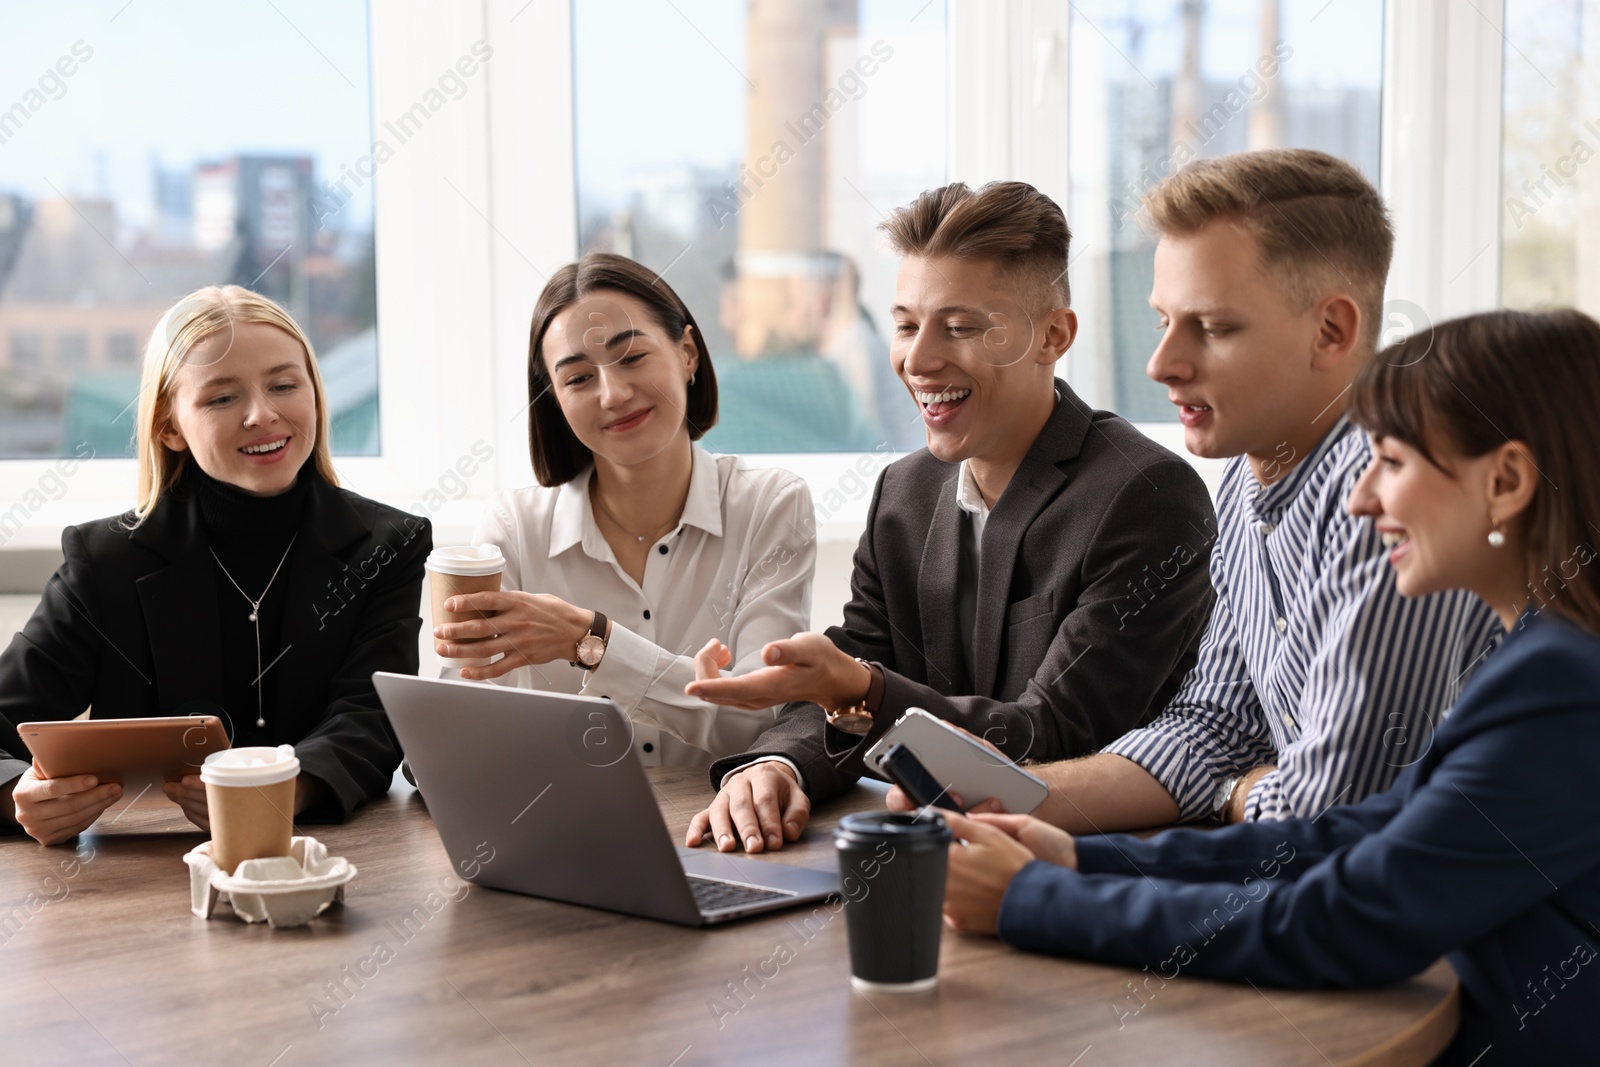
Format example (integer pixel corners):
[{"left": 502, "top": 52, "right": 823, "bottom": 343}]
[
  {"left": 426, "top": 545, "right": 506, "bottom": 577},
  {"left": 200, "top": 744, "right": 300, "bottom": 787}
]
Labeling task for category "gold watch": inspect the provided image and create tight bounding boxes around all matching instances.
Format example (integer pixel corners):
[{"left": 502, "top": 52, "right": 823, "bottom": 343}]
[
  {"left": 570, "top": 611, "right": 609, "bottom": 669},
  {"left": 825, "top": 658, "right": 884, "bottom": 735}
]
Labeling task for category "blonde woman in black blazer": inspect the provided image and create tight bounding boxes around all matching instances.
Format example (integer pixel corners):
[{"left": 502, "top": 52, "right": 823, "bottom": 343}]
[{"left": 0, "top": 286, "right": 429, "bottom": 845}]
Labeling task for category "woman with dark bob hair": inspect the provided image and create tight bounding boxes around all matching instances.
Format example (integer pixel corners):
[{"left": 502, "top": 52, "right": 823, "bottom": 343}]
[
  {"left": 939, "top": 308, "right": 1600, "bottom": 1065},
  {"left": 431, "top": 252, "right": 816, "bottom": 769}
]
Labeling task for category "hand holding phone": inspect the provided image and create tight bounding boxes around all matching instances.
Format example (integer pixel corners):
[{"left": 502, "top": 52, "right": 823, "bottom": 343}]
[
  {"left": 864, "top": 708, "right": 1048, "bottom": 814},
  {"left": 878, "top": 744, "right": 964, "bottom": 812}
]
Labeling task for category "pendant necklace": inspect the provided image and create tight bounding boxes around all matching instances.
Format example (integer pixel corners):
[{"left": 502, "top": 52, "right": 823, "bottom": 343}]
[
  {"left": 591, "top": 482, "right": 677, "bottom": 544},
  {"left": 209, "top": 534, "right": 297, "bottom": 728}
]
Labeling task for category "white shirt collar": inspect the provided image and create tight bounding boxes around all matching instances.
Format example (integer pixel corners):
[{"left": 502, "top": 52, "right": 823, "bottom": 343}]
[
  {"left": 549, "top": 445, "right": 723, "bottom": 560},
  {"left": 955, "top": 459, "right": 991, "bottom": 520}
]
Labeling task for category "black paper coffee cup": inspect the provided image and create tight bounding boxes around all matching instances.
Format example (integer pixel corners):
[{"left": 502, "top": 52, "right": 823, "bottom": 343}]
[{"left": 833, "top": 811, "right": 952, "bottom": 992}]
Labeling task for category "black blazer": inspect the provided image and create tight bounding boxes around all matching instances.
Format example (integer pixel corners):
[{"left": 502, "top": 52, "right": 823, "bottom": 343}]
[
  {"left": 0, "top": 473, "right": 431, "bottom": 823},
  {"left": 708, "top": 386, "right": 1218, "bottom": 801}
]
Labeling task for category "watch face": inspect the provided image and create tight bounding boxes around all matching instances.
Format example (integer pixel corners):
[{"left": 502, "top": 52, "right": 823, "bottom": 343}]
[
  {"left": 576, "top": 634, "right": 606, "bottom": 667},
  {"left": 828, "top": 710, "right": 874, "bottom": 735}
]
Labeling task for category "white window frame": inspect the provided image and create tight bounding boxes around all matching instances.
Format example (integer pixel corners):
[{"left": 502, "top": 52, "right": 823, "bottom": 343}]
[{"left": 0, "top": 0, "right": 1510, "bottom": 555}]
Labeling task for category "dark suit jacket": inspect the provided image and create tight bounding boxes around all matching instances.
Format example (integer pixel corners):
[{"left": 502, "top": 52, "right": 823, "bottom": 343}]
[
  {"left": 708, "top": 386, "right": 1217, "bottom": 801},
  {"left": 0, "top": 473, "right": 431, "bottom": 824}
]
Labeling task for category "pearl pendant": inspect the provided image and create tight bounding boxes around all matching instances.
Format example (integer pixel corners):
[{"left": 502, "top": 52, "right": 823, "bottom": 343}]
[
  {"left": 256, "top": 716, "right": 266, "bottom": 728},
  {"left": 248, "top": 612, "right": 258, "bottom": 622}
]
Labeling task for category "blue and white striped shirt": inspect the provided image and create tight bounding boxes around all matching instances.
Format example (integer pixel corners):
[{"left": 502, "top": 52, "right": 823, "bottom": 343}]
[{"left": 1103, "top": 417, "right": 1502, "bottom": 822}]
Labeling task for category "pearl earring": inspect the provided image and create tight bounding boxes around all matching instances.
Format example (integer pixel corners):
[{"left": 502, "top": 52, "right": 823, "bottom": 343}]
[{"left": 1487, "top": 524, "right": 1506, "bottom": 548}]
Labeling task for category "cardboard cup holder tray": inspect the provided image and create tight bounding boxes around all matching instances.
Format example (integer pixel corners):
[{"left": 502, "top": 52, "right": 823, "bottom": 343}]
[{"left": 184, "top": 836, "right": 356, "bottom": 927}]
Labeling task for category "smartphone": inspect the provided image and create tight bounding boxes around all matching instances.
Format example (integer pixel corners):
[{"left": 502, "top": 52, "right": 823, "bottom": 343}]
[
  {"left": 879, "top": 744, "right": 964, "bottom": 812},
  {"left": 863, "top": 707, "right": 1049, "bottom": 814}
]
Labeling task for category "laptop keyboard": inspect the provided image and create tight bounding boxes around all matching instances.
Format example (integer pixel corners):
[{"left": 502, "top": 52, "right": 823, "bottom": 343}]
[{"left": 688, "top": 875, "right": 794, "bottom": 913}]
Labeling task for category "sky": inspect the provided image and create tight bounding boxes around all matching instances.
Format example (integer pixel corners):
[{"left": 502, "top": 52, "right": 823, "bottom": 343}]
[
  {"left": 0, "top": 0, "right": 374, "bottom": 234},
  {"left": 1074, "top": 0, "right": 1384, "bottom": 88},
  {"left": 573, "top": 0, "right": 948, "bottom": 213},
  {"left": 0, "top": 0, "right": 1387, "bottom": 242}
]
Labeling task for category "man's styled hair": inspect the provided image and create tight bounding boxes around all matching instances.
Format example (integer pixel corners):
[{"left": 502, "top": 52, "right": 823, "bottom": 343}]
[
  {"left": 1143, "top": 148, "right": 1394, "bottom": 353},
  {"left": 879, "top": 180, "right": 1072, "bottom": 311}
]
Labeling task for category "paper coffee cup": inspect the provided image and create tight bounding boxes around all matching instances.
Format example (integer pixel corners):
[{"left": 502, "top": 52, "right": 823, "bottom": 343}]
[
  {"left": 427, "top": 546, "right": 507, "bottom": 668},
  {"left": 834, "top": 812, "right": 952, "bottom": 992},
  {"left": 201, "top": 745, "right": 299, "bottom": 875}
]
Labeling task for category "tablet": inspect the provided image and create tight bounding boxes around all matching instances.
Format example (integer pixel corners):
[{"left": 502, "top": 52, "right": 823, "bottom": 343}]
[{"left": 18, "top": 716, "right": 231, "bottom": 785}]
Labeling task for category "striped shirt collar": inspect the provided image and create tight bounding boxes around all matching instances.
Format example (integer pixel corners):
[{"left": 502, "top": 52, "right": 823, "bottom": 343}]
[{"left": 1250, "top": 416, "right": 1360, "bottom": 523}]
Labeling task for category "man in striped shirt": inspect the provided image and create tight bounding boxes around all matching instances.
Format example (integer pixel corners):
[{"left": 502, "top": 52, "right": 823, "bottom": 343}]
[{"left": 897, "top": 149, "right": 1500, "bottom": 829}]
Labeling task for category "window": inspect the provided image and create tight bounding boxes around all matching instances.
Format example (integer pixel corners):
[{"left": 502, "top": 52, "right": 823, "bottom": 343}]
[
  {"left": 0, "top": 3, "right": 379, "bottom": 459},
  {"left": 9, "top": 331, "right": 42, "bottom": 370},
  {"left": 1500, "top": 0, "right": 1600, "bottom": 315},
  {"left": 105, "top": 331, "right": 138, "bottom": 367},
  {"left": 1066, "top": 0, "right": 1384, "bottom": 421},
  {"left": 56, "top": 333, "right": 89, "bottom": 371},
  {"left": 572, "top": 0, "right": 946, "bottom": 453}
]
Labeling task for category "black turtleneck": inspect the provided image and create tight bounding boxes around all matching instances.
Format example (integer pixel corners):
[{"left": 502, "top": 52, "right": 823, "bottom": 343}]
[{"left": 188, "top": 461, "right": 311, "bottom": 746}]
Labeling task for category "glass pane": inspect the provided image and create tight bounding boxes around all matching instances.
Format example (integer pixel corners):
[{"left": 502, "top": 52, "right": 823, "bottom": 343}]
[
  {"left": 0, "top": 2, "right": 379, "bottom": 459},
  {"left": 1068, "top": 0, "right": 1383, "bottom": 421},
  {"left": 1500, "top": 0, "right": 1600, "bottom": 315},
  {"left": 573, "top": 0, "right": 946, "bottom": 453}
]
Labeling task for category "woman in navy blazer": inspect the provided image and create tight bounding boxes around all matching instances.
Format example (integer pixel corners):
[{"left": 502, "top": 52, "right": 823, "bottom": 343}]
[{"left": 940, "top": 309, "right": 1600, "bottom": 1066}]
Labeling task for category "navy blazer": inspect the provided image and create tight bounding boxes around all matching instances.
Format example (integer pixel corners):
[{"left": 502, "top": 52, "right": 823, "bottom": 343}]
[
  {"left": 0, "top": 473, "right": 431, "bottom": 823},
  {"left": 997, "top": 608, "right": 1600, "bottom": 1065}
]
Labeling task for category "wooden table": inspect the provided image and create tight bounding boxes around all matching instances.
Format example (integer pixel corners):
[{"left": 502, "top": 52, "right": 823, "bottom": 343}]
[{"left": 1, "top": 769, "right": 1458, "bottom": 1066}]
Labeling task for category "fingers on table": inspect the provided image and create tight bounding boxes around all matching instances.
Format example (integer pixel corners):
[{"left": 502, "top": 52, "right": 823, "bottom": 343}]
[
  {"left": 685, "top": 806, "right": 713, "bottom": 846},
  {"left": 706, "top": 796, "right": 737, "bottom": 852},
  {"left": 747, "top": 774, "right": 788, "bottom": 851},
  {"left": 780, "top": 785, "right": 810, "bottom": 841}
]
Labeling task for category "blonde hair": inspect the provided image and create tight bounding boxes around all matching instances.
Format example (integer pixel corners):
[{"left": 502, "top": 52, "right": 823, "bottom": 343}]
[
  {"left": 131, "top": 285, "right": 338, "bottom": 524},
  {"left": 1143, "top": 149, "right": 1394, "bottom": 353}
]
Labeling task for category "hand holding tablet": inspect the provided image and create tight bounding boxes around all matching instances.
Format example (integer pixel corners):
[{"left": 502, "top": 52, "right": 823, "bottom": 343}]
[
  {"left": 19, "top": 715, "right": 230, "bottom": 785},
  {"left": 10, "top": 716, "right": 230, "bottom": 845}
]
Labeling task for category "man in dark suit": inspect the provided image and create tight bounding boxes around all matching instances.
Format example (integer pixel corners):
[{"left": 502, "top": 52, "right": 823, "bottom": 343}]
[{"left": 683, "top": 180, "right": 1216, "bottom": 853}]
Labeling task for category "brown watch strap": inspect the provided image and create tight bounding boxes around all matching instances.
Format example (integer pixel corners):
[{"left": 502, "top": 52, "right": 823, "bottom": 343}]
[
  {"left": 859, "top": 659, "right": 885, "bottom": 713},
  {"left": 569, "top": 610, "right": 608, "bottom": 667}
]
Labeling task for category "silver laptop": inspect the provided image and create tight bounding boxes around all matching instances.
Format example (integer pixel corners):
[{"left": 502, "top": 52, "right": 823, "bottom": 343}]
[{"left": 374, "top": 672, "right": 839, "bottom": 926}]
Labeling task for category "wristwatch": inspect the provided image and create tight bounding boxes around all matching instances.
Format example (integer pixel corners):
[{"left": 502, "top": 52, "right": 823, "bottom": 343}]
[
  {"left": 1210, "top": 774, "right": 1243, "bottom": 821},
  {"left": 570, "top": 611, "right": 609, "bottom": 669},
  {"left": 825, "top": 658, "right": 885, "bottom": 735}
]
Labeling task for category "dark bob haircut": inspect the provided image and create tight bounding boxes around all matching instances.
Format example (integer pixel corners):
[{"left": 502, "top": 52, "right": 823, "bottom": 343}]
[
  {"left": 526, "top": 252, "right": 719, "bottom": 486},
  {"left": 1350, "top": 307, "right": 1600, "bottom": 633}
]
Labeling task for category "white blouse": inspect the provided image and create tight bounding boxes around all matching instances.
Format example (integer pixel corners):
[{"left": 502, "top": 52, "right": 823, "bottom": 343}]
[{"left": 471, "top": 446, "right": 815, "bottom": 768}]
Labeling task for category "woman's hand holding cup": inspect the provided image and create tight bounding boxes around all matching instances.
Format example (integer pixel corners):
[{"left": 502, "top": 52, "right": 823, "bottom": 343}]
[
  {"left": 11, "top": 760, "right": 121, "bottom": 846},
  {"left": 434, "top": 591, "right": 593, "bottom": 681}
]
